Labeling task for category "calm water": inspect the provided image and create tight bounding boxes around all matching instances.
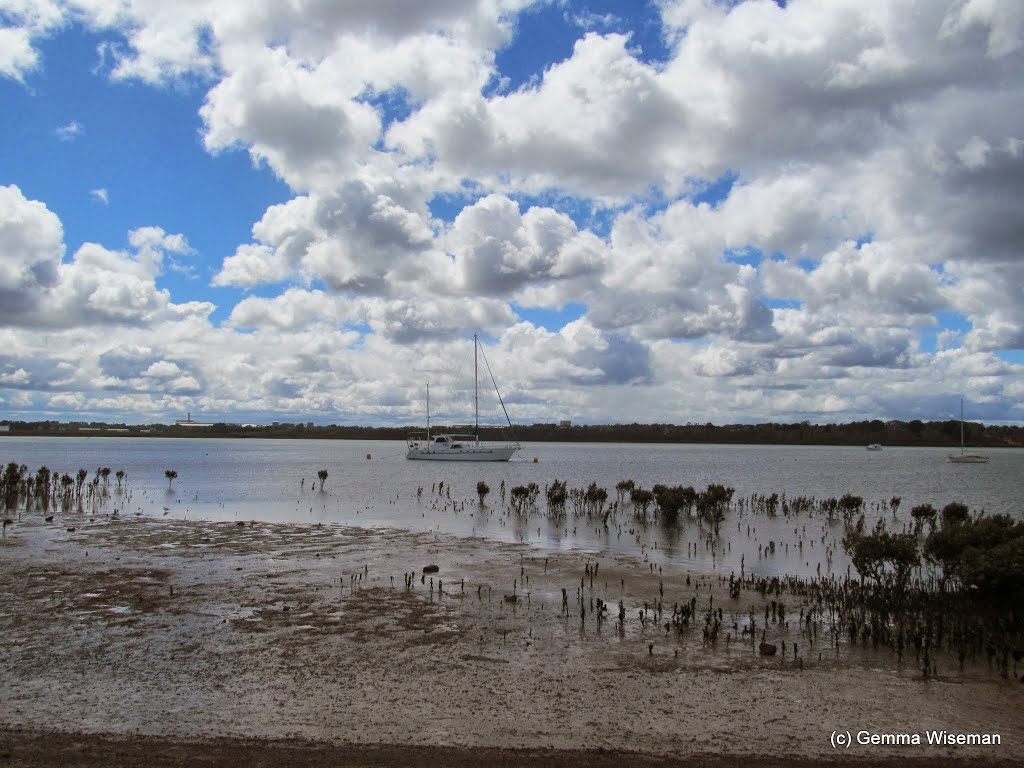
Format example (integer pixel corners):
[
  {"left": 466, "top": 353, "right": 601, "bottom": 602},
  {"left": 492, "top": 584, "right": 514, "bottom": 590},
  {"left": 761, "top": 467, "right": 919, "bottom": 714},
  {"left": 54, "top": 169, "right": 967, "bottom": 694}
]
[{"left": 3, "top": 436, "right": 1021, "bottom": 578}]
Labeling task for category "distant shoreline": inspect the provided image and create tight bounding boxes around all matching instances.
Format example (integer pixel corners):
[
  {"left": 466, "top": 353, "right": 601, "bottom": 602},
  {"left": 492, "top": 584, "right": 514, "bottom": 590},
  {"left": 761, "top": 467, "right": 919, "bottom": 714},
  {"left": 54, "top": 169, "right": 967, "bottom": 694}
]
[{"left": 2, "top": 418, "right": 1021, "bottom": 448}]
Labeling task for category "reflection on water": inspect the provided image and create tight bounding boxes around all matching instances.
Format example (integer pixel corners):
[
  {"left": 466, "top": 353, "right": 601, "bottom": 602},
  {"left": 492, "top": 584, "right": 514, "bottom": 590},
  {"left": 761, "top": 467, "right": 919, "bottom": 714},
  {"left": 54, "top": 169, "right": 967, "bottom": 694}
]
[{"left": 3, "top": 436, "right": 1021, "bottom": 580}]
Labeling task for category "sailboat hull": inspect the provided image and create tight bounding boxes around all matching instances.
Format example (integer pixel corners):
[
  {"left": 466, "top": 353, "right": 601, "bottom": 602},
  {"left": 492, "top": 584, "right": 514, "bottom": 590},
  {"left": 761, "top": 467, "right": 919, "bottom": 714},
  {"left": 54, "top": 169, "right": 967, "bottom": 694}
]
[
  {"left": 406, "top": 445, "right": 519, "bottom": 461},
  {"left": 947, "top": 454, "right": 989, "bottom": 464}
]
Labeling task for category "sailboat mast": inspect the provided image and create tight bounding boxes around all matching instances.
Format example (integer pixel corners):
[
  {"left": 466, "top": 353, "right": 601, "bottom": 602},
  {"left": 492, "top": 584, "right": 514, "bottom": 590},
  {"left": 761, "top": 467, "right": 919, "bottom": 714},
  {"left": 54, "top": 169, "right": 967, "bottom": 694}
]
[
  {"left": 960, "top": 397, "right": 965, "bottom": 454},
  {"left": 426, "top": 382, "right": 431, "bottom": 440},
  {"left": 474, "top": 334, "right": 479, "bottom": 442}
]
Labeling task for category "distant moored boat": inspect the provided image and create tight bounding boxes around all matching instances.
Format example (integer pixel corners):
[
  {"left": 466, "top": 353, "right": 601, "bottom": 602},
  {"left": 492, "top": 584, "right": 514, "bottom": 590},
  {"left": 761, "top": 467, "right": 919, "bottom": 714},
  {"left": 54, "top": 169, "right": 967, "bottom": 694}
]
[
  {"left": 948, "top": 398, "right": 989, "bottom": 464},
  {"left": 406, "top": 334, "right": 520, "bottom": 462}
]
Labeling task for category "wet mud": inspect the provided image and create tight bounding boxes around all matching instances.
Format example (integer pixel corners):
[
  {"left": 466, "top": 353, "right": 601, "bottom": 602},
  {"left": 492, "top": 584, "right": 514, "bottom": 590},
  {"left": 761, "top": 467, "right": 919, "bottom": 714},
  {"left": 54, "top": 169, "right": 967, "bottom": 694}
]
[{"left": 1, "top": 516, "right": 1022, "bottom": 765}]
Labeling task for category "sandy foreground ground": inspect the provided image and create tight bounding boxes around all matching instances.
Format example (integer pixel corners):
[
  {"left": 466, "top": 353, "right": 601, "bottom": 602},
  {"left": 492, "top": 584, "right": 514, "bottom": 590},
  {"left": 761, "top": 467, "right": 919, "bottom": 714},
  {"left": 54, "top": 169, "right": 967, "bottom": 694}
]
[{"left": 1, "top": 513, "right": 1022, "bottom": 767}]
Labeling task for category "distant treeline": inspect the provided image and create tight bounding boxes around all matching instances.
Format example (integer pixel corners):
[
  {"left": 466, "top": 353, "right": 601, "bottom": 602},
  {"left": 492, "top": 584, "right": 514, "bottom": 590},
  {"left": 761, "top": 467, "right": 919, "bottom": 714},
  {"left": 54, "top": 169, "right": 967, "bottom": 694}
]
[{"left": 3, "top": 418, "right": 1022, "bottom": 447}]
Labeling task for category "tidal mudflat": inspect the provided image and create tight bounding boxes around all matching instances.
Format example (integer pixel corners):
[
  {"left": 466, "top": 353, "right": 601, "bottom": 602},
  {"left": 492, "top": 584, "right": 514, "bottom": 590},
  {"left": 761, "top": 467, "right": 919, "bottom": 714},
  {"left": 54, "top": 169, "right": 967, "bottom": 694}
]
[{"left": 2, "top": 508, "right": 1022, "bottom": 767}]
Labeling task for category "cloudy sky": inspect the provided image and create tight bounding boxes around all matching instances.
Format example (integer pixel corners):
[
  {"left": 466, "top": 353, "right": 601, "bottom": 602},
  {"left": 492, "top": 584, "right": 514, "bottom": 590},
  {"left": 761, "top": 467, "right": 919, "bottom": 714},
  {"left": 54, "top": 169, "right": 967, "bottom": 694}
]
[{"left": 2, "top": 0, "right": 1023, "bottom": 427}]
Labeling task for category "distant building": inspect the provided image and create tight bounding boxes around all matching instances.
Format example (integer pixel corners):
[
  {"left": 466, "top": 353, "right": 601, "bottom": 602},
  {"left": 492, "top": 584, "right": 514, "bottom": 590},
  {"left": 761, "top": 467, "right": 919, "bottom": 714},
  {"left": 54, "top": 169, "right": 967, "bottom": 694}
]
[
  {"left": 559, "top": 419, "right": 572, "bottom": 428},
  {"left": 0, "top": 424, "right": 9, "bottom": 432},
  {"left": 175, "top": 412, "right": 213, "bottom": 427}
]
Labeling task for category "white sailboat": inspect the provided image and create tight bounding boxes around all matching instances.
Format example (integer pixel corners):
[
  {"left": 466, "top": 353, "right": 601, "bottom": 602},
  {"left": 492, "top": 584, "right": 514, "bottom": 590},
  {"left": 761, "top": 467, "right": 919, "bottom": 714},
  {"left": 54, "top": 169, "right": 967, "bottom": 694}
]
[
  {"left": 948, "top": 398, "right": 989, "bottom": 464},
  {"left": 406, "top": 335, "right": 521, "bottom": 462}
]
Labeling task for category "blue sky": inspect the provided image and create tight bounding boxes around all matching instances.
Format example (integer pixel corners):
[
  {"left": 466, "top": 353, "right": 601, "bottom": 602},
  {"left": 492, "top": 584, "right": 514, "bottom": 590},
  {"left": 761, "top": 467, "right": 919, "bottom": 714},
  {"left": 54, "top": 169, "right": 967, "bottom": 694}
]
[
  {"left": 2, "top": 27, "right": 292, "bottom": 323},
  {"left": 491, "top": 0, "right": 672, "bottom": 90},
  {"left": 1, "top": 0, "right": 1022, "bottom": 426}
]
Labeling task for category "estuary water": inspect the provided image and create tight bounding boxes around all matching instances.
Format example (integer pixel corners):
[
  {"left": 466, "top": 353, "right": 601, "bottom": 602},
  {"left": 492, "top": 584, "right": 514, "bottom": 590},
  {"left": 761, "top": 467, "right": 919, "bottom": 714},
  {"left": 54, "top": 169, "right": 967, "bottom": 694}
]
[{"left": 3, "top": 436, "right": 1021, "bottom": 579}]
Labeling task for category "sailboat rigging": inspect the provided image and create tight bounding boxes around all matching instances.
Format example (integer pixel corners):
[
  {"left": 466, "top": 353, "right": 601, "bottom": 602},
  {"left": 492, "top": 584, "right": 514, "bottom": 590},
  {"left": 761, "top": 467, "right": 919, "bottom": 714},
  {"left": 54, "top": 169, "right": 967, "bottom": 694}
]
[
  {"left": 947, "top": 398, "right": 989, "bottom": 464},
  {"left": 406, "top": 335, "right": 521, "bottom": 461}
]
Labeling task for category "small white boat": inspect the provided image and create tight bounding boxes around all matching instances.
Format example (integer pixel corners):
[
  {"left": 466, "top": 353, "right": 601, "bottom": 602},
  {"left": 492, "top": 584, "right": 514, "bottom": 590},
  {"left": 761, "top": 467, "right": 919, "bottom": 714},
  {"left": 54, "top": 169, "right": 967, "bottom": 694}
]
[
  {"left": 866, "top": 443, "right": 882, "bottom": 451},
  {"left": 406, "top": 335, "right": 520, "bottom": 462},
  {"left": 948, "top": 398, "right": 989, "bottom": 464}
]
